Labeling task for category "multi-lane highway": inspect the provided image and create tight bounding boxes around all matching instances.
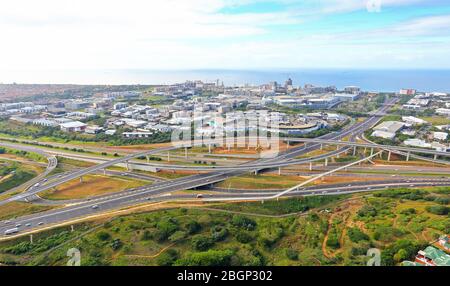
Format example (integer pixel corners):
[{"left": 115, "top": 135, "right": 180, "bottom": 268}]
[
  {"left": 1, "top": 177, "right": 449, "bottom": 237},
  {"left": 6, "top": 98, "right": 442, "bottom": 238},
  {"left": 0, "top": 142, "right": 58, "bottom": 195}
]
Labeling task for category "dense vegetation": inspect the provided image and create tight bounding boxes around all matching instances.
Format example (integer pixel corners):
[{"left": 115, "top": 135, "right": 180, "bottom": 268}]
[{"left": 0, "top": 187, "right": 448, "bottom": 266}]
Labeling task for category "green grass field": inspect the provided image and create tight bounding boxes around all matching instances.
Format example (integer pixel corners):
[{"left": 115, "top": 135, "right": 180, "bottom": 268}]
[
  {"left": 0, "top": 160, "right": 39, "bottom": 194},
  {"left": 420, "top": 116, "right": 450, "bottom": 126}
]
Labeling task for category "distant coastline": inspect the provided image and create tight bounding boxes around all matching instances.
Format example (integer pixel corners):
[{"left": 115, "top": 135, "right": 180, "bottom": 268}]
[{"left": 2, "top": 68, "right": 450, "bottom": 92}]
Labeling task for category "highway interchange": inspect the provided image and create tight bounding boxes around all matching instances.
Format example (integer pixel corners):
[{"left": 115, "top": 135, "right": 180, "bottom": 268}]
[{"left": 1, "top": 98, "right": 450, "bottom": 238}]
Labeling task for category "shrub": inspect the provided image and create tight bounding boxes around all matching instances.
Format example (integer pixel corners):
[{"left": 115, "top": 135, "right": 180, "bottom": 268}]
[
  {"left": 141, "top": 230, "right": 153, "bottom": 241},
  {"left": 231, "top": 215, "right": 257, "bottom": 230},
  {"left": 285, "top": 248, "right": 298, "bottom": 261},
  {"left": 357, "top": 205, "right": 377, "bottom": 217},
  {"left": 434, "top": 197, "right": 450, "bottom": 205},
  {"left": 426, "top": 205, "right": 450, "bottom": 216},
  {"left": 110, "top": 239, "right": 123, "bottom": 251},
  {"left": 235, "top": 231, "right": 253, "bottom": 244},
  {"left": 258, "top": 226, "right": 284, "bottom": 249},
  {"left": 156, "top": 249, "right": 179, "bottom": 266},
  {"left": 191, "top": 235, "right": 214, "bottom": 251},
  {"left": 326, "top": 236, "right": 340, "bottom": 249},
  {"left": 174, "top": 250, "right": 234, "bottom": 266},
  {"left": 373, "top": 227, "right": 404, "bottom": 242},
  {"left": 185, "top": 220, "right": 201, "bottom": 234},
  {"left": 210, "top": 226, "right": 228, "bottom": 242},
  {"left": 400, "top": 208, "right": 416, "bottom": 215},
  {"left": 96, "top": 231, "right": 111, "bottom": 241},
  {"left": 155, "top": 218, "right": 179, "bottom": 241},
  {"left": 347, "top": 227, "right": 370, "bottom": 243}
]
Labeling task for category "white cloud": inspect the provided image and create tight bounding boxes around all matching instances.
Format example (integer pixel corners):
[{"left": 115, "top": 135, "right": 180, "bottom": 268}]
[{"left": 0, "top": 0, "right": 449, "bottom": 83}]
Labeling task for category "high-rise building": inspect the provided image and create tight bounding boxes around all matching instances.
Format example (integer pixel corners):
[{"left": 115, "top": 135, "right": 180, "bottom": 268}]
[{"left": 285, "top": 78, "right": 293, "bottom": 88}]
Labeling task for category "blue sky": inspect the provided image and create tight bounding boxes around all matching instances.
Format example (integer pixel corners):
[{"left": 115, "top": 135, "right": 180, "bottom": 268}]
[{"left": 1, "top": 0, "right": 450, "bottom": 83}]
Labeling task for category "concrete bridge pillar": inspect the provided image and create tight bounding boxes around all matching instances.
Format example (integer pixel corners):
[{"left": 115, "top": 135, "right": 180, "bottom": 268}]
[
  {"left": 434, "top": 154, "right": 438, "bottom": 160},
  {"left": 387, "top": 151, "right": 392, "bottom": 162},
  {"left": 325, "top": 158, "right": 328, "bottom": 167},
  {"left": 278, "top": 167, "right": 282, "bottom": 176},
  {"left": 208, "top": 144, "right": 212, "bottom": 154},
  {"left": 30, "top": 234, "right": 33, "bottom": 244},
  {"left": 79, "top": 176, "right": 83, "bottom": 183},
  {"left": 309, "top": 162, "right": 313, "bottom": 171},
  {"left": 185, "top": 147, "right": 188, "bottom": 159},
  {"left": 320, "top": 144, "right": 323, "bottom": 150},
  {"left": 167, "top": 152, "right": 170, "bottom": 162},
  {"left": 353, "top": 146, "right": 357, "bottom": 156},
  {"left": 103, "top": 169, "right": 106, "bottom": 176},
  {"left": 370, "top": 148, "right": 374, "bottom": 156},
  {"left": 406, "top": 151, "right": 410, "bottom": 162}
]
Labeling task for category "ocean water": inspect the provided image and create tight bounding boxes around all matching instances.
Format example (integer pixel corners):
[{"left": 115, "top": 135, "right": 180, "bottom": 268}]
[
  {"left": 4, "top": 69, "right": 450, "bottom": 92},
  {"left": 86, "top": 69, "right": 450, "bottom": 93}
]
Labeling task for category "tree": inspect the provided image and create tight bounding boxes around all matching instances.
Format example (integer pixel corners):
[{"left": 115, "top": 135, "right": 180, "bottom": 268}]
[
  {"left": 191, "top": 235, "right": 214, "bottom": 251},
  {"left": 426, "top": 205, "right": 450, "bottom": 215},
  {"left": 381, "top": 239, "right": 426, "bottom": 266},
  {"left": 285, "top": 248, "right": 298, "bottom": 261},
  {"left": 96, "top": 231, "right": 111, "bottom": 241},
  {"left": 185, "top": 220, "right": 201, "bottom": 234},
  {"left": 156, "top": 218, "right": 179, "bottom": 241},
  {"left": 210, "top": 226, "right": 228, "bottom": 242},
  {"left": 235, "top": 231, "right": 253, "bottom": 244},
  {"left": 110, "top": 239, "right": 123, "bottom": 251},
  {"left": 357, "top": 205, "right": 377, "bottom": 217}
]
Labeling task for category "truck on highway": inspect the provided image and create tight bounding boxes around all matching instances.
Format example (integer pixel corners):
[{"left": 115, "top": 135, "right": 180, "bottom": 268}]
[{"left": 4, "top": 228, "right": 19, "bottom": 235}]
